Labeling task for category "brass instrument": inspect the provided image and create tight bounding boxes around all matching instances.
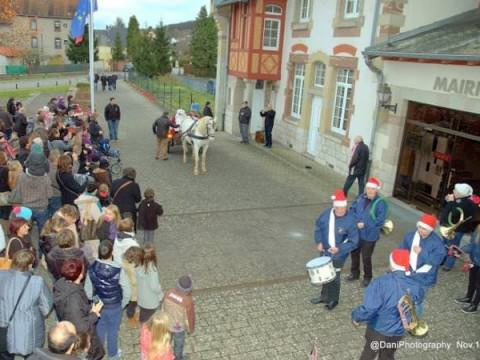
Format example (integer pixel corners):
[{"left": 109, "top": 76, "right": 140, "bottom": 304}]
[
  {"left": 382, "top": 219, "right": 394, "bottom": 235},
  {"left": 397, "top": 294, "right": 429, "bottom": 337},
  {"left": 439, "top": 208, "right": 472, "bottom": 240}
]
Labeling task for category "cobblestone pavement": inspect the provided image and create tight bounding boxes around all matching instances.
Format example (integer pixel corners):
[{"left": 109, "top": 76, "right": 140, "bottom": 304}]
[{"left": 35, "top": 81, "right": 480, "bottom": 359}]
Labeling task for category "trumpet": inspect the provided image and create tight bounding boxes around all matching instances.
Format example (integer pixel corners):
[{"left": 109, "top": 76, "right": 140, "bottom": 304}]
[
  {"left": 398, "top": 293, "right": 428, "bottom": 337},
  {"left": 439, "top": 208, "right": 472, "bottom": 241}
]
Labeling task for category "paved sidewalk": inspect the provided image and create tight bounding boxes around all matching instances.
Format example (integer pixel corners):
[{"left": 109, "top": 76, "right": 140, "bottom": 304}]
[{"left": 31, "top": 80, "right": 480, "bottom": 360}]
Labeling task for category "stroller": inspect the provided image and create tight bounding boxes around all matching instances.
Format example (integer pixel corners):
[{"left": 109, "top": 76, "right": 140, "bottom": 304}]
[{"left": 96, "top": 138, "right": 122, "bottom": 175}]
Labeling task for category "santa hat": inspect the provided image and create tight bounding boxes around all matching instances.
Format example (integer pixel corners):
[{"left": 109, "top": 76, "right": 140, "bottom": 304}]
[
  {"left": 390, "top": 248, "right": 411, "bottom": 274},
  {"left": 331, "top": 189, "right": 347, "bottom": 207},
  {"left": 417, "top": 213, "right": 437, "bottom": 232},
  {"left": 366, "top": 177, "right": 381, "bottom": 190}
]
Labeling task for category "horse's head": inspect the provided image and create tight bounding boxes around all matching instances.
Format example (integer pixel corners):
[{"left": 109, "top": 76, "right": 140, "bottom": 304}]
[
  {"left": 203, "top": 116, "right": 216, "bottom": 140},
  {"left": 175, "top": 109, "right": 187, "bottom": 124}
]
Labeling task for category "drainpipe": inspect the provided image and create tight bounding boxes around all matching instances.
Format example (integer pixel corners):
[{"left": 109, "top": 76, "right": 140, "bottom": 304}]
[{"left": 364, "top": 0, "right": 383, "bottom": 178}]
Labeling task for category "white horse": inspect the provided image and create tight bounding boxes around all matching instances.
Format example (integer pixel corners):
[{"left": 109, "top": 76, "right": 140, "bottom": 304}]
[{"left": 175, "top": 109, "right": 216, "bottom": 175}]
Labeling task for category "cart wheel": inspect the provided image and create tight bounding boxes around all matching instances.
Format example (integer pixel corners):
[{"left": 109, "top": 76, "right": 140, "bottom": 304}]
[{"left": 110, "top": 161, "right": 122, "bottom": 176}]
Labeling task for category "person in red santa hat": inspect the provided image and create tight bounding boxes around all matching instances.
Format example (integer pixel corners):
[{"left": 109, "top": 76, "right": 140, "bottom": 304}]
[
  {"left": 352, "top": 248, "right": 425, "bottom": 360},
  {"left": 399, "top": 213, "right": 446, "bottom": 317},
  {"left": 311, "top": 189, "right": 359, "bottom": 310},
  {"left": 348, "top": 176, "right": 388, "bottom": 287}
]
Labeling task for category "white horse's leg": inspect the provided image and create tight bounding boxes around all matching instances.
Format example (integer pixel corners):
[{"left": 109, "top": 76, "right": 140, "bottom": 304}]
[
  {"left": 193, "top": 142, "right": 199, "bottom": 176},
  {"left": 182, "top": 139, "right": 188, "bottom": 164},
  {"left": 201, "top": 143, "right": 208, "bottom": 174}
]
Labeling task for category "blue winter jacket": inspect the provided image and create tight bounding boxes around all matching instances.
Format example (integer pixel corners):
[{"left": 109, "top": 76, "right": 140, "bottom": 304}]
[
  {"left": 399, "top": 231, "right": 446, "bottom": 288},
  {"left": 350, "top": 194, "right": 388, "bottom": 242},
  {"left": 462, "top": 231, "right": 480, "bottom": 266},
  {"left": 352, "top": 271, "right": 425, "bottom": 337},
  {"left": 88, "top": 260, "right": 122, "bottom": 306},
  {"left": 314, "top": 208, "right": 359, "bottom": 262}
]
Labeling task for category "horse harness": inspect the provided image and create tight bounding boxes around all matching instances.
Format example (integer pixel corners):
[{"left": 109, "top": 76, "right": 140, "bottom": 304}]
[{"left": 182, "top": 119, "right": 213, "bottom": 141}]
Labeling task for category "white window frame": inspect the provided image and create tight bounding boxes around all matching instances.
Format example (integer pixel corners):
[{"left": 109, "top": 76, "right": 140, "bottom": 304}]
[
  {"left": 265, "top": 4, "right": 282, "bottom": 15},
  {"left": 30, "top": 19, "right": 37, "bottom": 31},
  {"left": 54, "top": 20, "right": 61, "bottom": 32},
  {"left": 54, "top": 38, "right": 62, "bottom": 49},
  {"left": 262, "top": 18, "right": 281, "bottom": 51},
  {"left": 344, "top": 0, "right": 360, "bottom": 19},
  {"left": 31, "top": 37, "right": 38, "bottom": 48},
  {"left": 314, "top": 62, "right": 326, "bottom": 88},
  {"left": 331, "top": 69, "right": 354, "bottom": 135},
  {"left": 299, "top": 0, "right": 311, "bottom": 22},
  {"left": 291, "top": 63, "right": 305, "bottom": 118}
]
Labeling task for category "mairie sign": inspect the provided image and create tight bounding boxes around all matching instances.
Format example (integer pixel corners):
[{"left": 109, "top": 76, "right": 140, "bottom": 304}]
[{"left": 433, "top": 76, "right": 480, "bottom": 97}]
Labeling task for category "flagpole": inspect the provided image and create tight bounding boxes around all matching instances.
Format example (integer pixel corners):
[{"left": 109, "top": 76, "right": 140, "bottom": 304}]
[{"left": 89, "top": 0, "right": 95, "bottom": 114}]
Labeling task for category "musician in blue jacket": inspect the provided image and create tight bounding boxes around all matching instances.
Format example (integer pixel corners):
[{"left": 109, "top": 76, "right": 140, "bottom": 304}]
[
  {"left": 352, "top": 249, "right": 425, "bottom": 360},
  {"left": 456, "top": 225, "right": 480, "bottom": 314},
  {"left": 399, "top": 214, "right": 446, "bottom": 289},
  {"left": 311, "top": 189, "right": 359, "bottom": 310},
  {"left": 348, "top": 177, "right": 388, "bottom": 287}
]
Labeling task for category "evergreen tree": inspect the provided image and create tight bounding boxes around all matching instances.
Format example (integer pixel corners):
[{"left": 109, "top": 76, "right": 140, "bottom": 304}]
[
  {"left": 112, "top": 32, "right": 125, "bottom": 61},
  {"left": 126, "top": 15, "right": 141, "bottom": 58},
  {"left": 66, "top": 25, "right": 99, "bottom": 64},
  {"left": 190, "top": 6, "right": 218, "bottom": 77},
  {"left": 132, "top": 33, "right": 156, "bottom": 77},
  {"left": 153, "top": 22, "right": 171, "bottom": 75}
]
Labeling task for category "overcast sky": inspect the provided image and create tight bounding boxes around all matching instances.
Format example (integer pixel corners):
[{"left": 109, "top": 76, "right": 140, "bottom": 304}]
[{"left": 94, "top": 0, "right": 211, "bottom": 29}]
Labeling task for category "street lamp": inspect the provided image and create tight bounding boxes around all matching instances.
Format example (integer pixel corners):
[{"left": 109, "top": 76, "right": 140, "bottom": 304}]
[{"left": 377, "top": 83, "right": 397, "bottom": 113}]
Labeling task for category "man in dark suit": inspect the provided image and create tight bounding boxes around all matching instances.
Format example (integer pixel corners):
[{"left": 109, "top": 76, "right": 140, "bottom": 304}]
[{"left": 343, "top": 135, "right": 369, "bottom": 196}]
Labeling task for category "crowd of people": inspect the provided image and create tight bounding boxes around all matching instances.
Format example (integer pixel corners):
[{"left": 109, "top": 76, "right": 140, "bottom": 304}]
[
  {"left": 94, "top": 74, "right": 118, "bottom": 92},
  {"left": 0, "top": 96, "right": 195, "bottom": 360},
  {"left": 310, "top": 175, "right": 479, "bottom": 359}
]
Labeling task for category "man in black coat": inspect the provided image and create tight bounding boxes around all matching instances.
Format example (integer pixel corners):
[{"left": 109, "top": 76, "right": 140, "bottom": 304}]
[
  {"left": 94, "top": 73, "right": 99, "bottom": 91},
  {"left": 343, "top": 135, "right": 369, "bottom": 196},
  {"left": 239, "top": 101, "right": 251, "bottom": 144},
  {"left": 100, "top": 74, "right": 107, "bottom": 91},
  {"left": 111, "top": 167, "right": 141, "bottom": 228},
  {"left": 152, "top": 111, "right": 174, "bottom": 160},
  {"left": 104, "top": 97, "right": 121, "bottom": 140},
  {"left": 260, "top": 103, "right": 275, "bottom": 148}
]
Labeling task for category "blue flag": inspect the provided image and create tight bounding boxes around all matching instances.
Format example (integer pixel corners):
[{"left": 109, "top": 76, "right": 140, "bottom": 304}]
[{"left": 70, "top": 0, "right": 98, "bottom": 44}]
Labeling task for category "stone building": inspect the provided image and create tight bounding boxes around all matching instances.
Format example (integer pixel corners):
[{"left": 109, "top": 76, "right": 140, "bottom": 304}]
[
  {"left": 0, "top": 0, "right": 77, "bottom": 65},
  {"left": 213, "top": 0, "right": 480, "bottom": 209}
]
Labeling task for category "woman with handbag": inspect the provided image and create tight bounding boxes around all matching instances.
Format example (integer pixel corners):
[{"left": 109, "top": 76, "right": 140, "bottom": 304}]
[
  {"left": 56, "top": 154, "right": 86, "bottom": 206},
  {"left": 0, "top": 249, "right": 52, "bottom": 360},
  {"left": 6, "top": 218, "right": 35, "bottom": 264}
]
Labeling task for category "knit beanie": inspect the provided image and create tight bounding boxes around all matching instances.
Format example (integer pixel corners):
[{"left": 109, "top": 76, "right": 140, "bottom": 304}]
[
  {"left": 25, "top": 146, "right": 48, "bottom": 176},
  {"left": 177, "top": 275, "right": 193, "bottom": 292}
]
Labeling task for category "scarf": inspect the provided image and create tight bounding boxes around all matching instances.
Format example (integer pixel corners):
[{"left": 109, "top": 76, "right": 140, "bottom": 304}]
[
  {"left": 328, "top": 209, "right": 336, "bottom": 249},
  {"left": 409, "top": 231, "right": 421, "bottom": 271}
]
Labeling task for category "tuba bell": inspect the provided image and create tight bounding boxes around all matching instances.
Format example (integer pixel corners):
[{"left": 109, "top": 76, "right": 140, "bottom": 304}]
[
  {"left": 397, "top": 293, "right": 429, "bottom": 338},
  {"left": 439, "top": 208, "right": 472, "bottom": 241}
]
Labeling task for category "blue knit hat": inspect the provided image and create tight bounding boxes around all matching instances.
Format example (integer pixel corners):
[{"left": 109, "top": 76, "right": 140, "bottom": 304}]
[{"left": 176, "top": 275, "right": 193, "bottom": 292}]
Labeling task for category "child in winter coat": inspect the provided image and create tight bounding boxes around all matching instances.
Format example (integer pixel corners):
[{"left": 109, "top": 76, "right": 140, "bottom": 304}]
[
  {"left": 136, "top": 244, "right": 164, "bottom": 324},
  {"left": 96, "top": 204, "right": 121, "bottom": 242},
  {"left": 113, "top": 218, "right": 139, "bottom": 263},
  {"left": 137, "top": 189, "right": 164, "bottom": 244},
  {"left": 123, "top": 246, "right": 144, "bottom": 327},
  {"left": 140, "top": 312, "right": 174, "bottom": 360}
]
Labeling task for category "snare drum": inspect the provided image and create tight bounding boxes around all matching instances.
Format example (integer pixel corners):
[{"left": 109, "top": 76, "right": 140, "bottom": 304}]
[{"left": 306, "top": 256, "right": 336, "bottom": 285}]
